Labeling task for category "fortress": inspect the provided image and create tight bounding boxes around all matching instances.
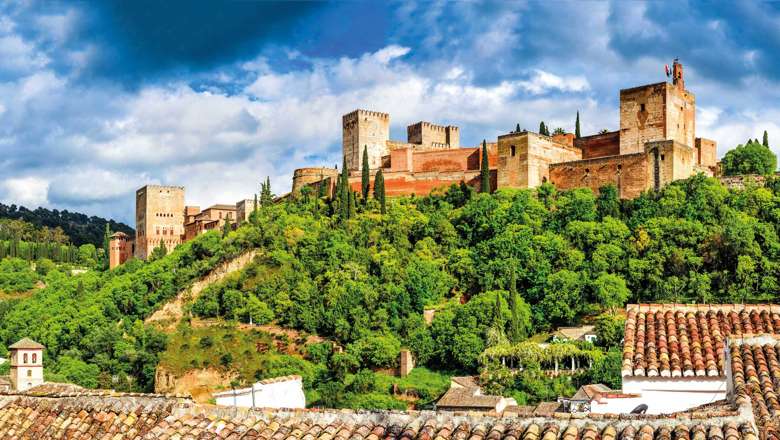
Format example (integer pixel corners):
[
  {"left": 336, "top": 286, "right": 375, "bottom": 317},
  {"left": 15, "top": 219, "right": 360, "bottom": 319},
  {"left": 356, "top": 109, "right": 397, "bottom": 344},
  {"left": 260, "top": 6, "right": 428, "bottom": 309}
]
[{"left": 292, "top": 60, "right": 718, "bottom": 199}]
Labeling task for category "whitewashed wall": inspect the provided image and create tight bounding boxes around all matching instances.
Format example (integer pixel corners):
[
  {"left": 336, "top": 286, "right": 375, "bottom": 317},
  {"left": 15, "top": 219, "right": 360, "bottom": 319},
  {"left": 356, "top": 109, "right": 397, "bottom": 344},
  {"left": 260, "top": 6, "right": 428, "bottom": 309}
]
[
  {"left": 214, "top": 378, "right": 305, "bottom": 409},
  {"left": 619, "top": 377, "right": 727, "bottom": 414}
]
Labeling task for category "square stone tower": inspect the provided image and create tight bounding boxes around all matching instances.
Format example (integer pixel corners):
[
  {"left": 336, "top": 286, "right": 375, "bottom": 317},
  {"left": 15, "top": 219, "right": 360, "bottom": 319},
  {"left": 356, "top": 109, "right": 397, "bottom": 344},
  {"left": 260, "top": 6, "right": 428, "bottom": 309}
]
[
  {"left": 9, "top": 338, "right": 44, "bottom": 392},
  {"left": 619, "top": 61, "right": 695, "bottom": 155},
  {"left": 135, "top": 185, "right": 185, "bottom": 260},
  {"left": 343, "top": 110, "right": 390, "bottom": 171}
]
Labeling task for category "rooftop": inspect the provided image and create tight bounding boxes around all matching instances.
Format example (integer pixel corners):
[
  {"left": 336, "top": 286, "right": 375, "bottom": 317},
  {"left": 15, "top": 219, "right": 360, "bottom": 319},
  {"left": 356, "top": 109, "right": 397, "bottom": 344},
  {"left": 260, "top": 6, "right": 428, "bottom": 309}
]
[
  {"left": 622, "top": 304, "right": 780, "bottom": 378},
  {"left": 8, "top": 337, "right": 44, "bottom": 350}
]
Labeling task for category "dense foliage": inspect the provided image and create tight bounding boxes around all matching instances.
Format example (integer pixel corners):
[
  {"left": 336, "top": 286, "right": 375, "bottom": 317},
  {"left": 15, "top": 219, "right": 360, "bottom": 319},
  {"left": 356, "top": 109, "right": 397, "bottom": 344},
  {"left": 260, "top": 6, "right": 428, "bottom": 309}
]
[
  {"left": 722, "top": 139, "right": 777, "bottom": 176},
  {"left": 2, "top": 173, "right": 780, "bottom": 406},
  {"left": 0, "top": 228, "right": 258, "bottom": 391},
  {"left": 0, "top": 203, "right": 133, "bottom": 247},
  {"left": 188, "top": 174, "right": 780, "bottom": 376}
]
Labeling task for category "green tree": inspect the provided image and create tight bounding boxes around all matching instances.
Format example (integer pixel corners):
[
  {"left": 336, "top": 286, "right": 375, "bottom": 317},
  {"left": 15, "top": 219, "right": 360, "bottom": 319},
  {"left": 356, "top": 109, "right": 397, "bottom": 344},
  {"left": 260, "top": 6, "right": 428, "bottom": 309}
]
[
  {"left": 102, "top": 223, "right": 110, "bottom": 269},
  {"left": 596, "top": 184, "right": 620, "bottom": 219},
  {"left": 552, "top": 127, "right": 565, "bottom": 135},
  {"left": 515, "top": 123, "right": 521, "bottom": 133},
  {"left": 149, "top": 239, "right": 167, "bottom": 261},
  {"left": 222, "top": 214, "right": 232, "bottom": 238},
  {"left": 480, "top": 140, "right": 490, "bottom": 193},
  {"left": 361, "top": 145, "right": 370, "bottom": 202},
  {"left": 575, "top": 111, "right": 581, "bottom": 139},
  {"left": 539, "top": 121, "right": 548, "bottom": 136},
  {"left": 594, "top": 313, "right": 625, "bottom": 348},
  {"left": 592, "top": 273, "right": 629, "bottom": 313},
  {"left": 260, "top": 177, "right": 274, "bottom": 206},
  {"left": 763, "top": 130, "right": 769, "bottom": 147},
  {"left": 722, "top": 140, "right": 777, "bottom": 176},
  {"left": 374, "top": 168, "right": 386, "bottom": 214},
  {"left": 588, "top": 347, "right": 622, "bottom": 389}
]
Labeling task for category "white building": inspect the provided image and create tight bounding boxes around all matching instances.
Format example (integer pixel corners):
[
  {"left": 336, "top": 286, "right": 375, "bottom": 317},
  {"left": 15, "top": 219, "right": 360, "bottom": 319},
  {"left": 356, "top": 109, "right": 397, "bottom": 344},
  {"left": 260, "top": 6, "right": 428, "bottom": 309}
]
[
  {"left": 9, "top": 338, "right": 44, "bottom": 392},
  {"left": 213, "top": 375, "right": 305, "bottom": 409}
]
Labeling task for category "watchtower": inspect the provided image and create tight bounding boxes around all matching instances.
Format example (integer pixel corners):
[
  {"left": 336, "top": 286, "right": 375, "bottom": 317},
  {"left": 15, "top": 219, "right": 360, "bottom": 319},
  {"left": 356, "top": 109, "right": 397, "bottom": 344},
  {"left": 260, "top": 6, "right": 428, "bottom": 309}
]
[
  {"left": 342, "top": 110, "right": 390, "bottom": 171},
  {"left": 9, "top": 338, "right": 44, "bottom": 392}
]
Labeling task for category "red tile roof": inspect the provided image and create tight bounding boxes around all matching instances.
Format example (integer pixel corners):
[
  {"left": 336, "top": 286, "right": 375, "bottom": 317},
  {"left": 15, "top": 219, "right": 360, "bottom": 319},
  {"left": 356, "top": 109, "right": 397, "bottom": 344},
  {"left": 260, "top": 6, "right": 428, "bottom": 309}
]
[
  {"left": 729, "top": 334, "right": 780, "bottom": 436},
  {"left": 0, "top": 389, "right": 759, "bottom": 440},
  {"left": 623, "top": 304, "right": 780, "bottom": 377}
]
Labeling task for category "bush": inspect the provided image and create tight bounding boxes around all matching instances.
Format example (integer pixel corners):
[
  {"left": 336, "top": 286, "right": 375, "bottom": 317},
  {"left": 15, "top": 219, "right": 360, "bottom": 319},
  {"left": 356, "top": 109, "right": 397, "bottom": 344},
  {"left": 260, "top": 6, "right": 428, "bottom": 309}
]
[
  {"left": 198, "top": 336, "right": 214, "bottom": 348},
  {"left": 347, "top": 333, "right": 401, "bottom": 369},
  {"left": 349, "top": 369, "right": 377, "bottom": 393}
]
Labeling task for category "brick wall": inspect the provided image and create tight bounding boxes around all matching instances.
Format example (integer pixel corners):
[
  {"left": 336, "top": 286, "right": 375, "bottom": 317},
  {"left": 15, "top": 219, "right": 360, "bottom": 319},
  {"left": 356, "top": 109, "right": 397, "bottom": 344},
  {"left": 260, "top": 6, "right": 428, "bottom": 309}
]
[
  {"left": 695, "top": 138, "right": 717, "bottom": 168},
  {"left": 550, "top": 153, "right": 649, "bottom": 199},
  {"left": 576, "top": 131, "right": 620, "bottom": 159},
  {"left": 498, "top": 132, "right": 582, "bottom": 189},
  {"left": 619, "top": 83, "right": 668, "bottom": 155},
  {"left": 135, "top": 185, "right": 185, "bottom": 260}
]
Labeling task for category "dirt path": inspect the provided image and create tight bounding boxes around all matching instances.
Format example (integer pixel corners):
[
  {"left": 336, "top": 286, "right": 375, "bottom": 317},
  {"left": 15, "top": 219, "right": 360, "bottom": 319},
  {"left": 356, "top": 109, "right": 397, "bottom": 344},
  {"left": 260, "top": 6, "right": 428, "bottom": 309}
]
[{"left": 145, "top": 249, "right": 259, "bottom": 330}]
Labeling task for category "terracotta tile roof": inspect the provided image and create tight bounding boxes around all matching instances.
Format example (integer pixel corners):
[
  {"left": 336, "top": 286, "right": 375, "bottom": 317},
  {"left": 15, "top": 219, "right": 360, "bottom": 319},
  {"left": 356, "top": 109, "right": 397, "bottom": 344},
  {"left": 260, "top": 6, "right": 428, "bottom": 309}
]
[
  {"left": 729, "top": 334, "right": 780, "bottom": 435},
  {"left": 623, "top": 304, "right": 780, "bottom": 377},
  {"left": 451, "top": 376, "right": 479, "bottom": 388},
  {"left": 436, "top": 387, "right": 502, "bottom": 409},
  {"left": 8, "top": 337, "right": 44, "bottom": 350},
  {"left": 0, "top": 392, "right": 759, "bottom": 440},
  {"left": 554, "top": 326, "right": 596, "bottom": 341}
]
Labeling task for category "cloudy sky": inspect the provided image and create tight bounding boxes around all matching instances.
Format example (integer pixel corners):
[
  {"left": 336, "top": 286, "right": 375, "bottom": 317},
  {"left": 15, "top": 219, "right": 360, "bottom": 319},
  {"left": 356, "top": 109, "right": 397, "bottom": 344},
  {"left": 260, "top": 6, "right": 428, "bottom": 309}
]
[{"left": 1, "top": 1, "right": 779, "bottom": 224}]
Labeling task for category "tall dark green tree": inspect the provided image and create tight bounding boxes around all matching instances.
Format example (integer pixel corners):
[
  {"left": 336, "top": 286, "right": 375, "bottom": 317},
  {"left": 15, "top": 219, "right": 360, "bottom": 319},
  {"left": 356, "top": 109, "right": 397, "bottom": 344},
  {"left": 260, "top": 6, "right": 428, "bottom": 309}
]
[
  {"left": 764, "top": 130, "right": 770, "bottom": 147},
  {"left": 515, "top": 123, "right": 521, "bottom": 133},
  {"left": 102, "top": 224, "right": 110, "bottom": 269},
  {"left": 480, "top": 140, "right": 490, "bottom": 193},
  {"left": 361, "top": 146, "right": 370, "bottom": 202},
  {"left": 374, "top": 168, "right": 386, "bottom": 214},
  {"left": 222, "top": 214, "right": 232, "bottom": 238},
  {"left": 260, "top": 177, "right": 273, "bottom": 206},
  {"left": 575, "top": 111, "right": 581, "bottom": 139},
  {"left": 539, "top": 121, "right": 547, "bottom": 135},
  {"left": 318, "top": 172, "right": 326, "bottom": 199},
  {"left": 508, "top": 266, "right": 521, "bottom": 343},
  {"left": 339, "top": 156, "right": 350, "bottom": 220}
]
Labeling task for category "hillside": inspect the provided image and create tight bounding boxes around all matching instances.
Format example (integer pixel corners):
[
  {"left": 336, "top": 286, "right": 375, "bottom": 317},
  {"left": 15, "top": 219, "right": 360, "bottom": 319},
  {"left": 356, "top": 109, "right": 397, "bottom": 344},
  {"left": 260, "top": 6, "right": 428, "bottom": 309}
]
[
  {"left": 0, "top": 174, "right": 778, "bottom": 408},
  {"left": 0, "top": 203, "right": 133, "bottom": 247}
]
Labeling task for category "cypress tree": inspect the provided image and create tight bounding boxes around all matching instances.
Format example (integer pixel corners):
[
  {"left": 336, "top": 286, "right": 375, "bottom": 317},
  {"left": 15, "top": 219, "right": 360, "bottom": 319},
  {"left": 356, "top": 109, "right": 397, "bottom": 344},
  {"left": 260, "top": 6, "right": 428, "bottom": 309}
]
[
  {"left": 361, "top": 145, "right": 370, "bottom": 202},
  {"left": 508, "top": 267, "right": 520, "bottom": 342},
  {"left": 222, "top": 214, "right": 232, "bottom": 238},
  {"left": 374, "top": 168, "right": 386, "bottom": 214},
  {"left": 103, "top": 223, "right": 110, "bottom": 269},
  {"left": 340, "top": 156, "right": 350, "bottom": 220},
  {"left": 539, "top": 121, "right": 546, "bottom": 135},
  {"left": 515, "top": 123, "right": 521, "bottom": 133},
  {"left": 493, "top": 291, "right": 503, "bottom": 327},
  {"left": 480, "top": 140, "right": 490, "bottom": 193},
  {"left": 764, "top": 130, "right": 770, "bottom": 147},
  {"left": 575, "top": 111, "right": 581, "bottom": 139},
  {"left": 318, "top": 172, "right": 326, "bottom": 199}
]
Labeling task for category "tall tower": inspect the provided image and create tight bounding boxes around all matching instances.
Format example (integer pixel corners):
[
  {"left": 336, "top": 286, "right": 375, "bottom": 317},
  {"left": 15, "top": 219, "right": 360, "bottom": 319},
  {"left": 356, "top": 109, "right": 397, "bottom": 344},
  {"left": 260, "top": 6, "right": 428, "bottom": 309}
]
[
  {"left": 135, "top": 185, "right": 185, "bottom": 260},
  {"left": 9, "top": 338, "right": 44, "bottom": 392},
  {"left": 618, "top": 60, "right": 695, "bottom": 154},
  {"left": 342, "top": 110, "right": 390, "bottom": 171},
  {"left": 109, "top": 231, "right": 131, "bottom": 269}
]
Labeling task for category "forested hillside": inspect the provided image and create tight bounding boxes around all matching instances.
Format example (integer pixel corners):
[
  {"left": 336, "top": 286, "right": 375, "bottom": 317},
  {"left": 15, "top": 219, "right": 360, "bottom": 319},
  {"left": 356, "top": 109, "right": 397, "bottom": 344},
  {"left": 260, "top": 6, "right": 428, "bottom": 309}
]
[
  {"left": 0, "top": 203, "right": 133, "bottom": 247},
  {"left": 0, "top": 174, "right": 779, "bottom": 408}
]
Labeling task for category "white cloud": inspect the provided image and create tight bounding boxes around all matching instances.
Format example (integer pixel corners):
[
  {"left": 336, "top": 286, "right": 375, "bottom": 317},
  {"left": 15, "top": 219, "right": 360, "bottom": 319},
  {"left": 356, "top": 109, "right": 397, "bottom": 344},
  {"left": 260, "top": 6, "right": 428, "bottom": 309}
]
[
  {"left": 1, "top": 177, "right": 49, "bottom": 207},
  {"left": 517, "top": 70, "right": 590, "bottom": 95}
]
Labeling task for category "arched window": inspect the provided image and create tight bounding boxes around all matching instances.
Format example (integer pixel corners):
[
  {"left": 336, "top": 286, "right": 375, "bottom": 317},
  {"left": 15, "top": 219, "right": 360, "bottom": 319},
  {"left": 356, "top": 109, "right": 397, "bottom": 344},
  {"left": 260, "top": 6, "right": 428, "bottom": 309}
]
[
  {"left": 23, "top": 353, "right": 27, "bottom": 363},
  {"left": 32, "top": 353, "right": 37, "bottom": 363}
]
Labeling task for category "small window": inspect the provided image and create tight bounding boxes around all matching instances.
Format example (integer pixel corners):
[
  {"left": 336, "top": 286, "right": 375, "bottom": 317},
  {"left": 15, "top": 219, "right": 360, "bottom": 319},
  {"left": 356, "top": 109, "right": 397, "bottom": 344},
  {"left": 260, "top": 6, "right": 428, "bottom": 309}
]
[
  {"left": 511, "top": 146, "right": 516, "bottom": 157},
  {"left": 640, "top": 103, "right": 646, "bottom": 112},
  {"left": 27, "top": 370, "right": 32, "bottom": 377},
  {"left": 661, "top": 154, "right": 665, "bottom": 161},
  {"left": 32, "top": 353, "right": 37, "bottom": 363},
  {"left": 23, "top": 354, "right": 27, "bottom": 363}
]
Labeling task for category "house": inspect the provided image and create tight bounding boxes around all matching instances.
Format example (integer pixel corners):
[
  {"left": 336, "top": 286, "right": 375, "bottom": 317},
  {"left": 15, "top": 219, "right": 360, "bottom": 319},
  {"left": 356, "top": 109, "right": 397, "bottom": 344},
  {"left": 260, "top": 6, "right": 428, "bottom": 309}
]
[
  {"left": 8, "top": 338, "right": 44, "bottom": 392},
  {"left": 551, "top": 325, "right": 597, "bottom": 343},
  {"left": 435, "top": 376, "right": 517, "bottom": 414},
  {"left": 212, "top": 375, "right": 305, "bottom": 409},
  {"left": 559, "top": 383, "right": 642, "bottom": 413}
]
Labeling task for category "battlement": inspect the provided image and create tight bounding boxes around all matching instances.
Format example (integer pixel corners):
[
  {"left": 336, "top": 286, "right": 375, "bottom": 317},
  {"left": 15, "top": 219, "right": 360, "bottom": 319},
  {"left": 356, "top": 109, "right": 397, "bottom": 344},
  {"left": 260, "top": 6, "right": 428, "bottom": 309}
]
[{"left": 342, "top": 109, "right": 390, "bottom": 122}]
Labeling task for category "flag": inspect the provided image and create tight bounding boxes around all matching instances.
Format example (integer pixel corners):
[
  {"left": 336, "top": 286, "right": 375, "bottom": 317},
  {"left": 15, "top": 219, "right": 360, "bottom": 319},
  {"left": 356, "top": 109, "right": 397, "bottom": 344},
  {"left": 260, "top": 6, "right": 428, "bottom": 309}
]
[{"left": 665, "top": 64, "right": 670, "bottom": 77}]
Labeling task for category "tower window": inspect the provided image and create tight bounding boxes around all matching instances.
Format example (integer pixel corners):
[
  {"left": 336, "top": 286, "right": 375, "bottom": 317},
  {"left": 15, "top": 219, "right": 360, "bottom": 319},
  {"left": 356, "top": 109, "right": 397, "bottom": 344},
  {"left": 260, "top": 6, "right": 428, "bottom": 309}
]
[
  {"left": 640, "top": 103, "right": 646, "bottom": 112},
  {"left": 23, "top": 354, "right": 27, "bottom": 363},
  {"left": 511, "top": 146, "right": 516, "bottom": 157},
  {"left": 32, "top": 353, "right": 36, "bottom": 363}
]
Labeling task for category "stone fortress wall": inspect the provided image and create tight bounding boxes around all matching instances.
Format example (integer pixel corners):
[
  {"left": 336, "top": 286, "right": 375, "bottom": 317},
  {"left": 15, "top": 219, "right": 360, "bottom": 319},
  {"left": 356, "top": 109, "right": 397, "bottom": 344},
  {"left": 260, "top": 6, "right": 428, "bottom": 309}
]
[{"left": 294, "top": 60, "right": 719, "bottom": 201}]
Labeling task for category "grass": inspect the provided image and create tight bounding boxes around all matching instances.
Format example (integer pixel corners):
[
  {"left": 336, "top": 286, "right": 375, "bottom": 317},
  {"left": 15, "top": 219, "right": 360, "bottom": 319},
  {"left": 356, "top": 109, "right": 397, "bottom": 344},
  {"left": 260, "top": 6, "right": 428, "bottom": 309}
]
[
  {"left": 159, "top": 321, "right": 321, "bottom": 387},
  {"left": 375, "top": 367, "right": 452, "bottom": 406}
]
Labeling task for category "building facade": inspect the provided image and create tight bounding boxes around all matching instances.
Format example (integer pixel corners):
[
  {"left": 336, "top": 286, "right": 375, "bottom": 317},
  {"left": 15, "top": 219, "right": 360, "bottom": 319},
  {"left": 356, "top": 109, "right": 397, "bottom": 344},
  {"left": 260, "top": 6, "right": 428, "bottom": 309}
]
[
  {"left": 108, "top": 231, "right": 133, "bottom": 269},
  {"left": 8, "top": 338, "right": 44, "bottom": 392},
  {"left": 134, "top": 185, "right": 186, "bottom": 260}
]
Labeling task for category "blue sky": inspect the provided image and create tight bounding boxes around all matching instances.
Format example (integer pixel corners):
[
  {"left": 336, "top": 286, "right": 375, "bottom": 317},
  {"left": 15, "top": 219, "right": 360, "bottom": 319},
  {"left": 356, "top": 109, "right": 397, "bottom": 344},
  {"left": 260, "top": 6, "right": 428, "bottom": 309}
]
[{"left": 1, "top": 1, "right": 779, "bottom": 224}]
